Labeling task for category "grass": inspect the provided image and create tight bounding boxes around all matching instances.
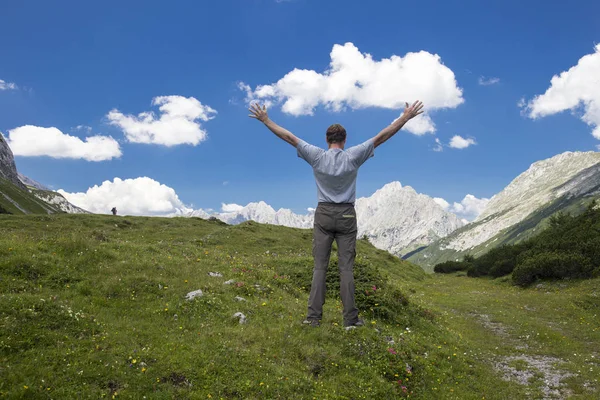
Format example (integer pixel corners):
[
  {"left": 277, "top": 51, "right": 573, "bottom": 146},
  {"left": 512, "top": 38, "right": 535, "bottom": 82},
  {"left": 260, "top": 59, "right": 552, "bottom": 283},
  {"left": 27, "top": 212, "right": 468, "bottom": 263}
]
[
  {"left": 413, "top": 274, "right": 600, "bottom": 399},
  {"left": 1, "top": 214, "right": 592, "bottom": 398}
]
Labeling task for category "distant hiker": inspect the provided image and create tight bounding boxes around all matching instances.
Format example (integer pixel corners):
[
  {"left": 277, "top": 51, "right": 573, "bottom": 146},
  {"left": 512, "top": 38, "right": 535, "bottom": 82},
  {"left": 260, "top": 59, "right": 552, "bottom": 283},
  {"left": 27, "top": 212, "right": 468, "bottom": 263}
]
[
  {"left": 111, "top": 207, "right": 117, "bottom": 216},
  {"left": 249, "top": 100, "right": 424, "bottom": 328}
]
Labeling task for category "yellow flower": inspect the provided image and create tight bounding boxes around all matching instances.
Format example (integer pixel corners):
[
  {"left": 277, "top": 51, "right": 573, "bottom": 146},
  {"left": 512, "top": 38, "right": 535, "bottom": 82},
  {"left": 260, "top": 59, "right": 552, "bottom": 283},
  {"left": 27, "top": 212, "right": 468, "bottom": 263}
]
[
  {"left": 23, "top": 386, "right": 28, "bottom": 389},
  {"left": 142, "top": 367, "right": 147, "bottom": 372},
  {"left": 262, "top": 302, "right": 267, "bottom": 306},
  {"left": 132, "top": 359, "right": 137, "bottom": 364}
]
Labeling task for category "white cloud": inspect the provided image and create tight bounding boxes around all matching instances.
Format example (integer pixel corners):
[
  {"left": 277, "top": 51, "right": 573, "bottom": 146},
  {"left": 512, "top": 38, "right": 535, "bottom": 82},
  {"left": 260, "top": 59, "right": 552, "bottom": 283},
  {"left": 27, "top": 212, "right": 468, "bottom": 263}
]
[
  {"left": 450, "top": 194, "right": 490, "bottom": 220},
  {"left": 449, "top": 135, "right": 476, "bottom": 149},
  {"left": 221, "top": 203, "right": 244, "bottom": 213},
  {"left": 74, "top": 125, "right": 92, "bottom": 132},
  {"left": 107, "top": 95, "right": 217, "bottom": 146},
  {"left": 478, "top": 76, "right": 500, "bottom": 86},
  {"left": 223, "top": 181, "right": 229, "bottom": 186},
  {"left": 524, "top": 44, "right": 600, "bottom": 139},
  {"left": 241, "top": 42, "right": 463, "bottom": 135},
  {"left": 433, "top": 197, "right": 450, "bottom": 209},
  {"left": 6, "top": 125, "right": 121, "bottom": 161},
  {"left": 58, "top": 177, "right": 191, "bottom": 215},
  {"left": 435, "top": 194, "right": 490, "bottom": 221},
  {"left": 433, "top": 137, "right": 443, "bottom": 152},
  {"left": 0, "top": 79, "right": 17, "bottom": 90}
]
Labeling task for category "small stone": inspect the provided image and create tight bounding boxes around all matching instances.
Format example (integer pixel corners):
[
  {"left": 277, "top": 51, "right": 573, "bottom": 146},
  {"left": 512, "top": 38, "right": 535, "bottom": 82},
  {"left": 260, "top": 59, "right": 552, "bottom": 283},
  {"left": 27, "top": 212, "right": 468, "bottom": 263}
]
[
  {"left": 233, "top": 312, "right": 247, "bottom": 324},
  {"left": 234, "top": 296, "right": 246, "bottom": 302},
  {"left": 208, "top": 272, "right": 223, "bottom": 277},
  {"left": 224, "top": 279, "right": 235, "bottom": 285},
  {"left": 185, "top": 289, "right": 203, "bottom": 300}
]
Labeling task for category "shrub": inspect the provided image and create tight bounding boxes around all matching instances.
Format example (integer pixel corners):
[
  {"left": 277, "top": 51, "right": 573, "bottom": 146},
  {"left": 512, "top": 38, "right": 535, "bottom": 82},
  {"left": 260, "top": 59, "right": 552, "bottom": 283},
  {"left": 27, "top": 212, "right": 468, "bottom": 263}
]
[
  {"left": 512, "top": 252, "right": 593, "bottom": 286},
  {"left": 434, "top": 261, "right": 470, "bottom": 274}
]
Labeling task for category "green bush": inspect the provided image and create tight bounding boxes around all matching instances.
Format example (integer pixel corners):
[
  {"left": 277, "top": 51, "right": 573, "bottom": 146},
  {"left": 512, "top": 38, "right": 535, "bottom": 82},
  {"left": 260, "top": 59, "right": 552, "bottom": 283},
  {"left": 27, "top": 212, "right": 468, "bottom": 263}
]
[
  {"left": 512, "top": 252, "right": 593, "bottom": 286},
  {"left": 434, "top": 260, "right": 470, "bottom": 274}
]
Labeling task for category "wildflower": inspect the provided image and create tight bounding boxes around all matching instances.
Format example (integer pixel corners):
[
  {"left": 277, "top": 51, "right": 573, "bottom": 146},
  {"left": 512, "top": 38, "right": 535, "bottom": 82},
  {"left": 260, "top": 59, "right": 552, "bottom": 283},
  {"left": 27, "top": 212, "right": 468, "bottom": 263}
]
[
  {"left": 142, "top": 367, "right": 147, "bottom": 372},
  {"left": 262, "top": 302, "right": 267, "bottom": 306},
  {"left": 132, "top": 359, "right": 137, "bottom": 364},
  {"left": 372, "top": 285, "right": 377, "bottom": 291}
]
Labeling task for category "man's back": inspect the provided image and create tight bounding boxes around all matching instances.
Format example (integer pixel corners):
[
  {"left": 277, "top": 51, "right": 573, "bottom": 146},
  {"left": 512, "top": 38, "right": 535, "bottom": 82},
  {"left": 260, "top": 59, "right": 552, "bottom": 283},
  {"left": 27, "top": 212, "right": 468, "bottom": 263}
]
[{"left": 297, "top": 139, "right": 374, "bottom": 204}]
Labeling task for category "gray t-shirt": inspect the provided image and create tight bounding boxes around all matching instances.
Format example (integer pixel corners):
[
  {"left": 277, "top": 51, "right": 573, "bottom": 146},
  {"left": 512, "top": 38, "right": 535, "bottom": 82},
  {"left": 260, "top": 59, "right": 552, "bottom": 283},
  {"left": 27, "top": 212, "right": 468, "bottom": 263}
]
[{"left": 297, "top": 138, "right": 374, "bottom": 204}]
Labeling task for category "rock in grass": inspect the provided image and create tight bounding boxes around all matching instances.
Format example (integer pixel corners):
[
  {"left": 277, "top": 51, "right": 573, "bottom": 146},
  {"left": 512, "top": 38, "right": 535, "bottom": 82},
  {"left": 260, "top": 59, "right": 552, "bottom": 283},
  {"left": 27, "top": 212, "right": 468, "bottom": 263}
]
[
  {"left": 234, "top": 296, "right": 246, "bottom": 302},
  {"left": 233, "top": 312, "right": 247, "bottom": 324},
  {"left": 208, "top": 272, "right": 223, "bottom": 277},
  {"left": 185, "top": 289, "right": 203, "bottom": 300},
  {"left": 224, "top": 279, "right": 235, "bottom": 285}
]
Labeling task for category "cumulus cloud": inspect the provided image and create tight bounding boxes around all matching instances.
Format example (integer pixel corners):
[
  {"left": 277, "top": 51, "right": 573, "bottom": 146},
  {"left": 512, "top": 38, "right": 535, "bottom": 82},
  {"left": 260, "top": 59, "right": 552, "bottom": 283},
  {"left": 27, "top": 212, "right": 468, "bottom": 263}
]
[
  {"left": 449, "top": 135, "right": 476, "bottom": 149},
  {"left": 240, "top": 42, "right": 463, "bottom": 135},
  {"left": 0, "top": 79, "right": 17, "bottom": 90},
  {"left": 6, "top": 125, "right": 121, "bottom": 161},
  {"left": 433, "top": 138, "right": 443, "bottom": 152},
  {"left": 107, "top": 95, "right": 217, "bottom": 146},
  {"left": 433, "top": 197, "right": 450, "bottom": 209},
  {"left": 58, "top": 177, "right": 190, "bottom": 215},
  {"left": 523, "top": 44, "right": 600, "bottom": 139},
  {"left": 478, "top": 76, "right": 500, "bottom": 86},
  {"left": 221, "top": 203, "right": 244, "bottom": 213},
  {"left": 435, "top": 194, "right": 490, "bottom": 221}
]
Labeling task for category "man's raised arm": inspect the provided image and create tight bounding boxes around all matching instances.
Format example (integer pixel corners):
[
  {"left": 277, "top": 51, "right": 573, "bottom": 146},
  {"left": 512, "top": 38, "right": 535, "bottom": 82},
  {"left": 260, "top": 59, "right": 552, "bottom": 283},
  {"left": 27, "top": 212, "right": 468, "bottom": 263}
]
[
  {"left": 249, "top": 103, "right": 299, "bottom": 147},
  {"left": 372, "top": 101, "right": 424, "bottom": 148}
]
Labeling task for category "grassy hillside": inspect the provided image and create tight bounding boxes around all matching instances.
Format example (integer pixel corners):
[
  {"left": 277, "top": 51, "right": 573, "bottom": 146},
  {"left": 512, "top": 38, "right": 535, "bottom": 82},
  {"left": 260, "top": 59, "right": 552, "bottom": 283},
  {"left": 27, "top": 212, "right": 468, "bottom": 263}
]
[
  {"left": 0, "top": 178, "right": 63, "bottom": 215},
  {"left": 408, "top": 194, "right": 600, "bottom": 271},
  {"left": 1, "top": 214, "right": 539, "bottom": 399}
]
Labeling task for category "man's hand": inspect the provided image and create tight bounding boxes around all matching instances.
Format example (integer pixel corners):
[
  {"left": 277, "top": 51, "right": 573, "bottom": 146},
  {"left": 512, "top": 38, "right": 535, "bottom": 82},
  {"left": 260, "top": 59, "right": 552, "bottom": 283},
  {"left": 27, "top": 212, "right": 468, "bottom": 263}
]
[
  {"left": 248, "top": 102, "right": 299, "bottom": 146},
  {"left": 372, "top": 100, "right": 425, "bottom": 148},
  {"left": 401, "top": 100, "right": 424, "bottom": 121},
  {"left": 248, "top": 102, "right": 269, "bottom": 123}
]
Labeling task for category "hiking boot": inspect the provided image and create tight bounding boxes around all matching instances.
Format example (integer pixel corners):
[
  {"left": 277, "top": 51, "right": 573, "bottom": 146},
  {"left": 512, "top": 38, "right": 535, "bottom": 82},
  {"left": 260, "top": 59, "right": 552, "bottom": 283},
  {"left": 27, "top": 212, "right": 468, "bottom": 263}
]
[
  {"left": 302, "top": 319, "right": 321, "bottom": 327},
  {"left": 343, "top": 318, "right": 365, "bottom": 330}
]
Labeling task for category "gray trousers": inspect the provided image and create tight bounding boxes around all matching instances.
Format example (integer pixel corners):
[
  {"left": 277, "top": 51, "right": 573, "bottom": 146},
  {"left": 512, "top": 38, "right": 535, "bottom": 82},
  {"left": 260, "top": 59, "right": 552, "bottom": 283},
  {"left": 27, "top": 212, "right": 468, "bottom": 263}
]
[{"left": 307, "top": 202, "right": 359, "bottom": 325}]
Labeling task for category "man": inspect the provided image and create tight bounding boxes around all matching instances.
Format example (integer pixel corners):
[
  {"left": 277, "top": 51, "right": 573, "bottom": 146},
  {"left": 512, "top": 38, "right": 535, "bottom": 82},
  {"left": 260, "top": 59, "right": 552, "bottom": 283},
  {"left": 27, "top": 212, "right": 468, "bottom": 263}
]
[{"left": 248, "top": 101, "right": 424, "bottom": 328}]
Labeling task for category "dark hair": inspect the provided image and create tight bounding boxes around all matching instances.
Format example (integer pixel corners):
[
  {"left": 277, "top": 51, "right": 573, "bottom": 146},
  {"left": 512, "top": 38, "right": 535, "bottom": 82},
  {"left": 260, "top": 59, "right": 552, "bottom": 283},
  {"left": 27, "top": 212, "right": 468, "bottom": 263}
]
[{"left": 326, "top": 124, "right": 347, "bottom": 144}]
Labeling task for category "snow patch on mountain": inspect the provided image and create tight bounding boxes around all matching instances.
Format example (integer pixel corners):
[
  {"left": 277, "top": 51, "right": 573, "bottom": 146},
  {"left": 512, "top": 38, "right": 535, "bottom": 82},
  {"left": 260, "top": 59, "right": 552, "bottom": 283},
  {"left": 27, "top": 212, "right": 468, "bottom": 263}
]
[{"left": 33, "top": 191, "right": 89, "bottom": 214}]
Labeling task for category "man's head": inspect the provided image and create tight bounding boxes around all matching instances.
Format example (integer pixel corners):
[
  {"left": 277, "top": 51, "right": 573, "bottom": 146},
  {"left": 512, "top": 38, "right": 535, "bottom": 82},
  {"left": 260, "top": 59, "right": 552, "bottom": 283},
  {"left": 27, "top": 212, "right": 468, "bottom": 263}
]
[{"left": 326, "top": 124, "right": 346, "bottom": 148}]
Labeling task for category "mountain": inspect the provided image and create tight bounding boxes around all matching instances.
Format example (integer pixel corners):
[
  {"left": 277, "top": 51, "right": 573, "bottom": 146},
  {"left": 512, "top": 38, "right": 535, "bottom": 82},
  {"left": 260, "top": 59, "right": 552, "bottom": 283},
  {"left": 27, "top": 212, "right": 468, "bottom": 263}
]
[
  {"left": 218, "top": 201, "right": 314, "bottom": 228},
  {"left": 408, "top": 151, "right": 600, "bottom": 270},
  {"left": 180, "top": 182, "right": 464, "bottom": 257},
  {"left": 0, "top": 135, "right": 87, "bottom": 215},
  {"left": 355, "top": 182, "right": 465, "bottom": 256},
  {"left": 0, "top": 134, "right": 26, "bottom": 190},
  {"left": 18, "top": 172, "right": 49, "bottom": 190}
]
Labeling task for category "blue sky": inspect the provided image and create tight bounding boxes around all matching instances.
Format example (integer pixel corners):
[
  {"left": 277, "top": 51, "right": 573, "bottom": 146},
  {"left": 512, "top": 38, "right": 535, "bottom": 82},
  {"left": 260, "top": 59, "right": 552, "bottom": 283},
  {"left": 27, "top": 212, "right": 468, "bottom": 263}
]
[{"left": 1, "top": 0, "right": 599, "bottom": 216}]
